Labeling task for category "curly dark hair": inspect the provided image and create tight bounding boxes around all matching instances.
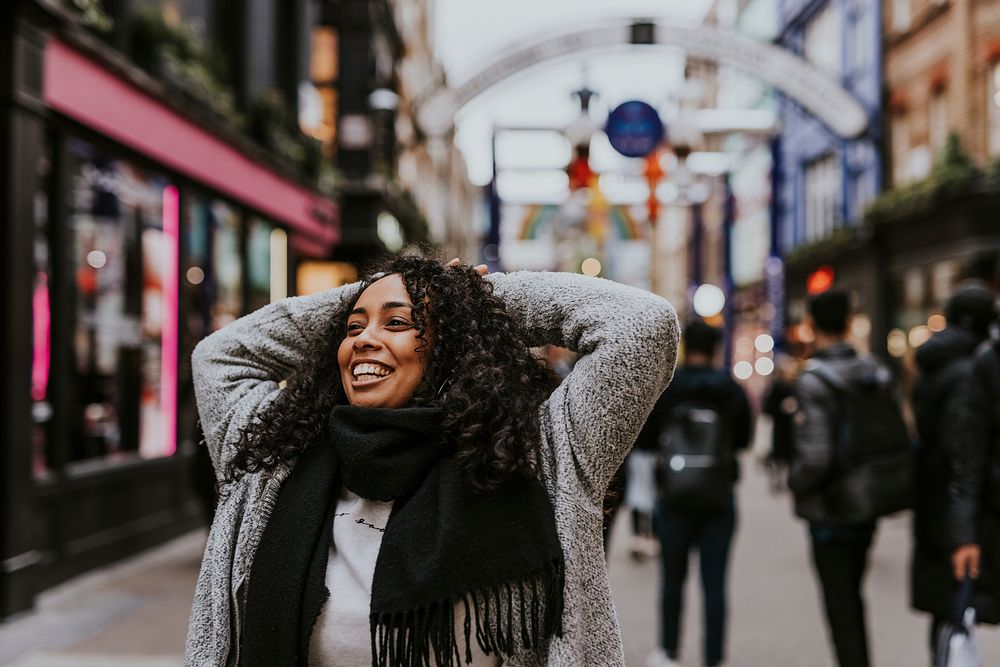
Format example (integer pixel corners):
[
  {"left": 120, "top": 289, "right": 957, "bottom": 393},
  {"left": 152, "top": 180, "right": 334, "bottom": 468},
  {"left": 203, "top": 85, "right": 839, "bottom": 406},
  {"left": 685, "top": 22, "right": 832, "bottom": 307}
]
[{"left": 226, "top": 255, "right": 558, "bottom": 492}]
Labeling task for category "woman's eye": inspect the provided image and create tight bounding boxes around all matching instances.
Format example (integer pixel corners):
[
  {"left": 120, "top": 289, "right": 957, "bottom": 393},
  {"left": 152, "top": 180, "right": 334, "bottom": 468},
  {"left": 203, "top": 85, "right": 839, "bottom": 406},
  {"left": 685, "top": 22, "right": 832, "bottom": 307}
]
[
  {"left": 347, "top": 322, "right": 365, "bottom": 332},
  {"left": 387, "top": 318, "right": 410, "bottom": 328}
]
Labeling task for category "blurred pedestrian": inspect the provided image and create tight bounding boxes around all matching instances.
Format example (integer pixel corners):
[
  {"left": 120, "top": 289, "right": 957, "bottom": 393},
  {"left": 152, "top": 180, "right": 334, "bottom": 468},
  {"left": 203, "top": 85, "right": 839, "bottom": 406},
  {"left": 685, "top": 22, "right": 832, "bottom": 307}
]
[
  {"left": 185, "top": 256, "right": 679, "bottom": 666},
  {"left": 644, "top": 320, "right": 752, "bottom": 667},
  {"left": 761, "top": 354, "right": 799, "bottom": 493},
  {"left": 911, "top": 283, "right": 998, "bottom": 662},
  {"left": 950, "top": 285, "right": 1000, "bottom": 631},
  {"left": 789, "top": 290, "right": 912, "bottom": 667}
]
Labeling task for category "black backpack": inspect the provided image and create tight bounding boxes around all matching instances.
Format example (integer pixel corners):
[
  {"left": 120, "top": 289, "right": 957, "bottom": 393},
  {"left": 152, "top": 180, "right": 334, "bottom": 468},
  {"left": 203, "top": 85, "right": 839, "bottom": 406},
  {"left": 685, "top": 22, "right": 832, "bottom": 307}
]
[
  {"left": 808, "top": 359, "right": 914, "bottom": 522},
  {"left": 657, "top": 400, "right": 734, "bottom": 512}
]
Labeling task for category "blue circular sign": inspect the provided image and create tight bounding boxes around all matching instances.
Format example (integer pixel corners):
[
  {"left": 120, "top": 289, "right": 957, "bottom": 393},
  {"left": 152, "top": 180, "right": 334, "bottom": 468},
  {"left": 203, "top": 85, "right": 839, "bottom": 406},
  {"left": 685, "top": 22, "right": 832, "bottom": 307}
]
[{"left": 604, "top": 101, "right": 665, "bottom": 158}]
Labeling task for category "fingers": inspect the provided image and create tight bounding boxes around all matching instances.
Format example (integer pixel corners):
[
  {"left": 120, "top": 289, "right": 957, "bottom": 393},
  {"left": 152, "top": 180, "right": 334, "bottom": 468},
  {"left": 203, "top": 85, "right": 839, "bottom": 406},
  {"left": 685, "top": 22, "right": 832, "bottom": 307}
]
[
  {"left": 444, "top": 258, "right": 489, "bottom": 276},
  {"left": 952, "top": 545, "right": 982, "bottom": 581}
]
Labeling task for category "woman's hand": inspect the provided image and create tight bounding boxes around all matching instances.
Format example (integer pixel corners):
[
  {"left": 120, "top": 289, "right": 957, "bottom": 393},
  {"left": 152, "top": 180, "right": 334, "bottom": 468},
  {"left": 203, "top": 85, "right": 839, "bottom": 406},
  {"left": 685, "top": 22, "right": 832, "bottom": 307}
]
[
  {"left": 446, "top": 257, "right": 488, "bottom": 276},
  {"left": 953, "top": 543, "right": 981, "bottom": 580}
]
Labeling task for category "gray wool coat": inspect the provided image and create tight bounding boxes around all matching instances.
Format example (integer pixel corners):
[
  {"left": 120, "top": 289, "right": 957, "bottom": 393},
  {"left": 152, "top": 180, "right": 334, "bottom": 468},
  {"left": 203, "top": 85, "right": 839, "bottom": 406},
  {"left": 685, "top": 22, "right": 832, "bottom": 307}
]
[{"left": 184, "top": 271, "right": 679, "bottom": 666}]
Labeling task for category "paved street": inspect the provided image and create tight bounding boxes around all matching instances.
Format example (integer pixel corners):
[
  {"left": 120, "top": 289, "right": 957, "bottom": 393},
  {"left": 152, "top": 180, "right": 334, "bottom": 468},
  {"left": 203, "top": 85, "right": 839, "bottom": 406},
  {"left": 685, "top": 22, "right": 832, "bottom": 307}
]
[
  {"left": 3, "top": 459, "right": 1000, "bottom": 666},
  {"left": 608, "top": 459, "right": 1000, "bottom": 666}
]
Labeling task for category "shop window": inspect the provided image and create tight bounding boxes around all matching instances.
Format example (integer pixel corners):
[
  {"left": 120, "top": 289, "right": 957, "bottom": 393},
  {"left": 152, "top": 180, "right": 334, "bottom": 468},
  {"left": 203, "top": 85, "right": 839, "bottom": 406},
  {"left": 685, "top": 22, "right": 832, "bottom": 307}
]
[
  {"left": 67, "top": 140, "right": 178, "bottom": 464},
  {"left": 804, "top": 2, "right": 842, "bottom": 79},
  {"left": 803, "top": 153, "right": 841, "bottom": 243},
  {"left": 247, "top": 216, "right": 273, "bottom": 312},
  {"left": 187, "top": 197, "right": 242, "bottom": 333},
  {"left": 989, "top": 61, "right": 1000, "bottom": 157},
  {"left": 32, "top": 131, "right": 52, "bottom": 478}
]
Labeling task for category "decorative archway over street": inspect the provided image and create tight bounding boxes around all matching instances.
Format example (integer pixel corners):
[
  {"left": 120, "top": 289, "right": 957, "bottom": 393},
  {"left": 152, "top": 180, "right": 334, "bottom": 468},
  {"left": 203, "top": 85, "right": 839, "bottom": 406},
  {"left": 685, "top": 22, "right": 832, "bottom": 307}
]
[{"left": 417, "top": 20, "right": 869, "bottom": 140}]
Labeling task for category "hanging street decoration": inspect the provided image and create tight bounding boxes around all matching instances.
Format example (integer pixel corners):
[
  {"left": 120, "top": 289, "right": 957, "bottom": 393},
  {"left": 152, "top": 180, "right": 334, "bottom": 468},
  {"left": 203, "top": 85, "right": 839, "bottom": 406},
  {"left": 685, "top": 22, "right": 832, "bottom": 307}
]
[{"left": 603, "top": 100, "right": 665, "bottom": 158}]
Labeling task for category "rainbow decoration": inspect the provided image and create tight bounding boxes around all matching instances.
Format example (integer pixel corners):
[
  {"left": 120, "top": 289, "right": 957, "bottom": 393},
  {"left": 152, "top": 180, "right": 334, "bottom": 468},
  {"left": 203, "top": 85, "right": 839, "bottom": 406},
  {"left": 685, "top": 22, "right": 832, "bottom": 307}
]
[
  {"left": 515, "top": 203, "right": 643, "bottom": 241},
  {"left": 517, "top": 205, "right": 560, "bottom": 240},
  {"left": 609, "top": 205, "right": 642, "bottom": 241}
]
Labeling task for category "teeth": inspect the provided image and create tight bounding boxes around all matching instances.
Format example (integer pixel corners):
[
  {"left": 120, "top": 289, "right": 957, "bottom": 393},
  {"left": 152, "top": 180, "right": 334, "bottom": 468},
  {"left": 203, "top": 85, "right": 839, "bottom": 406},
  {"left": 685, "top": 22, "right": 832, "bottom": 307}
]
[{"left": 353, "top": 363, "right": 391, "bottom": 377}]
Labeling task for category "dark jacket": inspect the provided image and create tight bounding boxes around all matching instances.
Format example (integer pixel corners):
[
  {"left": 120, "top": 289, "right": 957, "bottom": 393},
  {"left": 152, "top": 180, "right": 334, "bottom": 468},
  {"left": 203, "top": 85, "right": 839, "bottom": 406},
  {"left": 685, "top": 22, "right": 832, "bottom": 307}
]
[
  {"left": 910, "top": 326, "right": 981, "bottom": 618},
  {"left": 635, "top": 364, "right": 753, "bottom": 484},
  {"left": 788, "top": 343, "right": 900, "bottom": 525},
  {"left": 763, "top": 378, "right": 795, "bottom": 463},
  {"left": 950, "top": 336, "right": 1000, "bottom": 624}
]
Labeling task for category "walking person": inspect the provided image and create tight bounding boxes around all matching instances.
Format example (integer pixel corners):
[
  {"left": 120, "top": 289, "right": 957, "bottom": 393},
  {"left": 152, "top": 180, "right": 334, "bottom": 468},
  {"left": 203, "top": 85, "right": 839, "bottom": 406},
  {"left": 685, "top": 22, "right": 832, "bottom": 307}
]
[
  {"left": 789, "top": 290, "right": 912, "bottom": 667},
  {"left": 911, "top": 284, "right": 998, "bottom": 661},
  {"left": 950, "top": 286, "right": 1000, "bottom": 634},
  {"left": 184, "top": 255, "right": 679, "bottom": 666},
  {"left": 644, "top": 320, "right": 753, "bottom": 667},
  {"left": 761, "top": 354, "right": 798, "bottom": 493}
]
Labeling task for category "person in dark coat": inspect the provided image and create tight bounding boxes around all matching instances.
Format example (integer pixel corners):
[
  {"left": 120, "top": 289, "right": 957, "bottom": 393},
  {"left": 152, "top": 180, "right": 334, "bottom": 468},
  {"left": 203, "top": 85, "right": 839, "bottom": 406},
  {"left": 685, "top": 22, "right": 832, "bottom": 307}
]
[
  {"left": 789, "top": 290, "right": 909, "bottom": 667},
  {"left": 910, "top": 284, "right": 997, "bottom": 660},
  {"left": 762, "top": 355, "right": 798, "bottom": 492},
  {"left": 641, "top": 320, "right": 753, "bottom": 667},
  {"left": 950, "top": 286, "right": 1000, "bottom": 628}
]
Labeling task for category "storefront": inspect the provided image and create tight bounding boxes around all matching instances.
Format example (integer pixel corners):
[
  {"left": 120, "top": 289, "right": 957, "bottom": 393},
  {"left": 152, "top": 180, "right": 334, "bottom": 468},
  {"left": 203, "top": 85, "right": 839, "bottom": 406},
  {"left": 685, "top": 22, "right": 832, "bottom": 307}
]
[{"left": 2, "top": 24, "right": 337, "bottom": 616}]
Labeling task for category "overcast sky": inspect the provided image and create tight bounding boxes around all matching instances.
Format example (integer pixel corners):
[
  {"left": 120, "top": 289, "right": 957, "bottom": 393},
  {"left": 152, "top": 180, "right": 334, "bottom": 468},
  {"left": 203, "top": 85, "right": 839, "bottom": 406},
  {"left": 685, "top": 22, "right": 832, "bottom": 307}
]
[{"left": 432, "top": 0, "right": 715, "bottom": 186}]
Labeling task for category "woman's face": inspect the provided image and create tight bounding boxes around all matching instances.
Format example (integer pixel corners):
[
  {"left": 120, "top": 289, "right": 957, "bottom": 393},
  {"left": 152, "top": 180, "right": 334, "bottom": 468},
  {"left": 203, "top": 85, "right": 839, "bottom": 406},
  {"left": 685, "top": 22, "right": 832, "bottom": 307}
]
[{"left": 337, "top": 274, "right": 428, "bottom": 408}]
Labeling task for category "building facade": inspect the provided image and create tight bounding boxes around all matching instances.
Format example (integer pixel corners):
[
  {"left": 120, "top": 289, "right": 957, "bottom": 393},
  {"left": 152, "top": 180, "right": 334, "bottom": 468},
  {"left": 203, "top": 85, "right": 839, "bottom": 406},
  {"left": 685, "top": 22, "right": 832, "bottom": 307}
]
[
  {"left": 0, "top": 0, "right": 343, "bottom": 617},
  {"left": 878, "top": 0, "right": 1000, "bottom": 366}
]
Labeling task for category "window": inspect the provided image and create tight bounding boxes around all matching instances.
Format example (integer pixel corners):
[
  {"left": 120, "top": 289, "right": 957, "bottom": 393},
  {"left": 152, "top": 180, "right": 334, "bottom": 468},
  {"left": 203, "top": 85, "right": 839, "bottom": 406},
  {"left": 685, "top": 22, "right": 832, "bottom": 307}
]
[
  {"left": 929, "top": 91, "right": 948, "bottom": 154},
  {"left": 891, "top": 113, "right": 910, "bottom": 185},
  {"left": 851, "top": 6, "right": 873, "bottom": 72},
  {"left": 804, "top": 2, "right": 842, "bottom": 78},
  {"left": 892, "top": 0, "right": 911, "bottom": 32},
  {"left": 804, "top": 153, "right": 842, "bottom": 242},
  {"left": 187, "top": 196, "right": 242, "bottom": 332},
  {"left": 990, "top": 61, "right": 1000, "bottom": 156},
  {"left": 67, "top": 139, "right": 177, "bottom": 463},
  {"left": 305, "top": 26, "right": 339, "bottom": 156}
]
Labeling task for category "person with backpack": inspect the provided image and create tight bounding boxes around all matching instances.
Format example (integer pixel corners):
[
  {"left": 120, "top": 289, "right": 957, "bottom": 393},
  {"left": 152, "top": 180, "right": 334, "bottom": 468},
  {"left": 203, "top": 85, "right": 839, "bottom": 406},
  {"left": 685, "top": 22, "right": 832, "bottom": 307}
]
[
  {"left": 950, "top": 287, "right": 1000, "bottom": 633},
  {"left": 643, "top": 320, "right": 752, "bottom": 667},
  {"left": 911, "top": 284, "right": 998, "bottom": 662},
  {"left": 789, "top": 290, "right": 912, "bottom": 667}
]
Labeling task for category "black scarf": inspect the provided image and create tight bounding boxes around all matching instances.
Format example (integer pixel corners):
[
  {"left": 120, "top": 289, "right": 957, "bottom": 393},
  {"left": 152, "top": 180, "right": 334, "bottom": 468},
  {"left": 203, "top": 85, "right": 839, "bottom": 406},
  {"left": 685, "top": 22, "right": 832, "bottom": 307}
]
[{"left": 240, "top": 406, "right": 564, "bottom": 667}]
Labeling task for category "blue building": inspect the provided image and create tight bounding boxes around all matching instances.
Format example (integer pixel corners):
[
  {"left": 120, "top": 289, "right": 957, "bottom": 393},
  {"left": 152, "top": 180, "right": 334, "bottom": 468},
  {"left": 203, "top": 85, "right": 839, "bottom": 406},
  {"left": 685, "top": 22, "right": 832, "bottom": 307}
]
[
  {"left": 774, "top": 0, "right": 883, "bottom": 347},
  {"left": 775, "top": 0, "right": 881, "bottom": 250}
]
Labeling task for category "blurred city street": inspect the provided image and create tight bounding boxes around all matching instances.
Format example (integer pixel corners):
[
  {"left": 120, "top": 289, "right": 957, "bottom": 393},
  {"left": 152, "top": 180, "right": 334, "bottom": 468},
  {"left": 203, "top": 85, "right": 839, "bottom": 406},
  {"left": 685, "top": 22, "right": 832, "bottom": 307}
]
[
  {"left": 3, "top": 0, "right": 1000, "bottom": 664},
  {"left": 4, "top": 454, "right": 1000, "bottom": 667}
]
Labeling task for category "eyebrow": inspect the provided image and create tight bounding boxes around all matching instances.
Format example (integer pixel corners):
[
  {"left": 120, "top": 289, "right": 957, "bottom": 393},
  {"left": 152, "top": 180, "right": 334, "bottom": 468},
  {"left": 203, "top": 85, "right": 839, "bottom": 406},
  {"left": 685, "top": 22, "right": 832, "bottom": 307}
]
[{"left": 349, "top": 301, "right": 413, "bottom": 316}]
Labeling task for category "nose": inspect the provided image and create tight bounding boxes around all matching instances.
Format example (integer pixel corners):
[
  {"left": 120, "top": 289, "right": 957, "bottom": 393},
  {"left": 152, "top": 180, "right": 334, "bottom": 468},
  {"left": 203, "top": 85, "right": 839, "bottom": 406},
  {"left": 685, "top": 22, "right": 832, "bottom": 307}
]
[{"left": 352, "top": 323, "right": 382, "bottom": 350}]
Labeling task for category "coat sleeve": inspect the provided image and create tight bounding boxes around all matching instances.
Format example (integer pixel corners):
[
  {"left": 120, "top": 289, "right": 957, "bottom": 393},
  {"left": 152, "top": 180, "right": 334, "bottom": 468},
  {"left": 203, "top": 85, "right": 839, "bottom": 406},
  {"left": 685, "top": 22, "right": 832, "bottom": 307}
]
[
  {"left": 950, "top": 351, "right": 994, "bottom": 547},
  {"left": 486, "top": 271, "right": 680, "bottom": 503},
  {"left": 191, "top": 284, "right": 360, "bottom": 477},
  {"left": 730, "top": 381, "right": 754, "bottom": 452},
  {"left": 788, "top": 370, "right": 837, "bottom": 498}
]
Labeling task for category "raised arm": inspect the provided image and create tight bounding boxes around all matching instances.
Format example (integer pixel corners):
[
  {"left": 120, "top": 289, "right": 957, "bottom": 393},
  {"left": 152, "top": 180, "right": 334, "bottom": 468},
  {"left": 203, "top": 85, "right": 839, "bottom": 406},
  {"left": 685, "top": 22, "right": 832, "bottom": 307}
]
[
  {"left": 487, "top": 271, "right": 679, "bottom": 501},
  {"left": 191, "top": 284, "right": 359, "bottom": 476}
]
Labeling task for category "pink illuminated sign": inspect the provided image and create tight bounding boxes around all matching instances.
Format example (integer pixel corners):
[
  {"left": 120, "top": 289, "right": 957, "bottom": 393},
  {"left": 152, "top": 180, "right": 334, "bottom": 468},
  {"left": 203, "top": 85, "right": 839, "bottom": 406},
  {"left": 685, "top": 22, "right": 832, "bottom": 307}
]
[{"left": 161, "top": 185, "right": 180, "bottom": 456}]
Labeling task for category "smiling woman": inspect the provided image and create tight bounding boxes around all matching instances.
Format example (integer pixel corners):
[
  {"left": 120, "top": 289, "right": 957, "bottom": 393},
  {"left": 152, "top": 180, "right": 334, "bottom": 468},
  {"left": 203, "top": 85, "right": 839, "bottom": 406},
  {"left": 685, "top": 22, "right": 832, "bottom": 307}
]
[{"left": 186, "top": 254, "right": 680, "bottom": 667}]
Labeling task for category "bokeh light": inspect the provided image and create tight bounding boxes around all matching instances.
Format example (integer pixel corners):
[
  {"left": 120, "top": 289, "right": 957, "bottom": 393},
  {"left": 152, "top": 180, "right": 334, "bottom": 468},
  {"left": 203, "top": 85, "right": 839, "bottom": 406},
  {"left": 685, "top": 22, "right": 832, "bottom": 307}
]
[{"left": 693, "top": 284, "right": 726, "bottom": 318}]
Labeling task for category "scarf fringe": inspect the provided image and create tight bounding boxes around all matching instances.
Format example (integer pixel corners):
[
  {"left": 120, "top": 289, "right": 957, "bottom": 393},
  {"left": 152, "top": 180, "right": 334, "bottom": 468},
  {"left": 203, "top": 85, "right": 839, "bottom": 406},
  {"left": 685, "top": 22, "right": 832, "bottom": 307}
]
[{"left": 369, "top": 558, "right": 565, "bottom": 667}]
